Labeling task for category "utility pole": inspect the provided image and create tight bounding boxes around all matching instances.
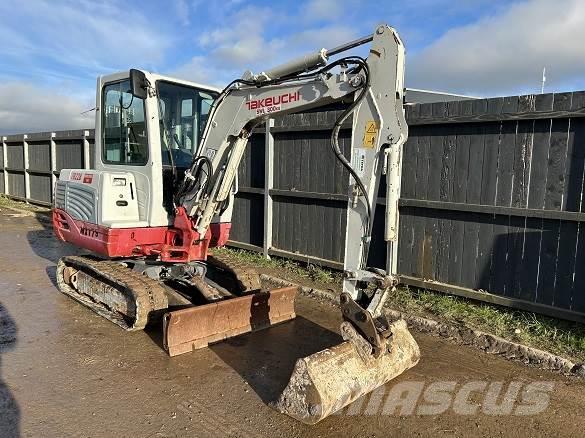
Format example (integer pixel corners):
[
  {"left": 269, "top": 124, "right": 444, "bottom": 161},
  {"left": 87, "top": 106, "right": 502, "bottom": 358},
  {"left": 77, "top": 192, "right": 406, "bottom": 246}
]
[{"left": 541, "top": 67, "right": 546, "bottom": 94}]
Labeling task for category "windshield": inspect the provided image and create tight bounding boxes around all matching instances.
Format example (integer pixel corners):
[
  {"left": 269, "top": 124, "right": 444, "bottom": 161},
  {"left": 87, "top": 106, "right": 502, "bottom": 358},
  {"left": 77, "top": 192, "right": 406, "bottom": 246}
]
[
  {"left": 102, "top": 80, "right": 148, "bottom": 165},
  {"left": 157, "top": 81, "right": 217, "bottom": 168}
]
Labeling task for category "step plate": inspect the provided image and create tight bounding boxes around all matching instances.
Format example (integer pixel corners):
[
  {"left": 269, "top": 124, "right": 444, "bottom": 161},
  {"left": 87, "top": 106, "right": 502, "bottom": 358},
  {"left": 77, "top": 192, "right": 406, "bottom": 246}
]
[{"left": 163, "top": 286, "right": 298, "bottom": 356}]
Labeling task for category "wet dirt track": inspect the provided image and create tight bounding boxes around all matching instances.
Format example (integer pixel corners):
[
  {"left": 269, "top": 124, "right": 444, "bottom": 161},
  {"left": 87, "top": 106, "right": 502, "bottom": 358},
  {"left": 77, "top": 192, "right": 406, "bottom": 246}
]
[{"left": 0, "top": 211, "right": 585, "bottom": 437}]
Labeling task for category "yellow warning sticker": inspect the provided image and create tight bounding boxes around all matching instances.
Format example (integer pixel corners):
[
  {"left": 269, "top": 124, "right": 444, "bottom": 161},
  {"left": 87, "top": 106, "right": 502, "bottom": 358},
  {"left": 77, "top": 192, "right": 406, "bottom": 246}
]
[{"left": 363, "top": 121, "right": 379, "bottom": 148}]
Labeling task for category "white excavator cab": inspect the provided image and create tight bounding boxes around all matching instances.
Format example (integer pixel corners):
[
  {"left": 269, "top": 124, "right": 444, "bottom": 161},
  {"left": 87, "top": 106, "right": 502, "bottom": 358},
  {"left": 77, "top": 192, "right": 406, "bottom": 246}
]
[{"left": 91, "top": 72, "right": 219, "bottom": 227}]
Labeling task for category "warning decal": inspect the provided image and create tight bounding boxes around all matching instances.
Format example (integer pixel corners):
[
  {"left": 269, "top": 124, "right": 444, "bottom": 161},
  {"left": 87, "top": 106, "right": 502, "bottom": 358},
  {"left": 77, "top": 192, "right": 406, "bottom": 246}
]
[{"left": 363, "top": 121, "right": 379, "bottom": 148}]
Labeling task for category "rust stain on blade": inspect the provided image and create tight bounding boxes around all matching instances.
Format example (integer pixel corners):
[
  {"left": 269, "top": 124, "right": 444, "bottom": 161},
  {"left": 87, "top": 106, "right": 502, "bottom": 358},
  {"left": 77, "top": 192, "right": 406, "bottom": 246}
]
[{"left": 163, "top": 286, "right": 298, "bottom": 356}]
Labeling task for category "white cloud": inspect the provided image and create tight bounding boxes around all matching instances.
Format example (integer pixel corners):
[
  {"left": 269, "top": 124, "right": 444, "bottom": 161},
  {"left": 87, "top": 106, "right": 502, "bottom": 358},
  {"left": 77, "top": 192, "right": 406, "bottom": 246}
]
[
  {"left": 409, "top": 0, "right": 585, "bottom": 95},
  {"left": 0, "top": 82, "right": 94, "bottom": 135},
  {"left": 198, "top": 5, "right": 276, "bottom": 47},
  {"left": 192, "top": 6, "right": 286, "bottom": 74},
  {"left": 0, "top": 0, "right": 172, "bottom": 134},
  {"left": 0, "top": 0, "right": 170, "bottom": 73},
  {"left": 288, "top": 26, "right": 358, "bottom": 51},
  {"left": 180, "top": 3, "right": 359, "bottom": 82},
  {"left": 170, "top": 56, "right": 227, "bottom": 87},
  {"left": 213, "top": 36, "right": 286, "bottom": 70},
  {"left": 304, "top": 0, "right": 345, "bottom": 21},
  {"left": 8, "top": 0, "right": 584, "bottom": 136}
]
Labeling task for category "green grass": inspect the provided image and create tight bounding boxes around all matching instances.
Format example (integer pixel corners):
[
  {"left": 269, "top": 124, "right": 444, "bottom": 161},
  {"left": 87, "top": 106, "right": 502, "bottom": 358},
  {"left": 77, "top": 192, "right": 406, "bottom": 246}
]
[
  {"left": 212, "top": 246, "right": 342, "bottom": 285},
  {"left": 212, "top": 246, "right": 585, "bottom": 363},
  {"left": 0, "top": 195, "right": 24, "bottom": 209},
  {"left": 0, "top": 195, "right": 49, "bottom": 212},
  {"left": 389, "top": 286, "right": 585, "bottom": 362}
]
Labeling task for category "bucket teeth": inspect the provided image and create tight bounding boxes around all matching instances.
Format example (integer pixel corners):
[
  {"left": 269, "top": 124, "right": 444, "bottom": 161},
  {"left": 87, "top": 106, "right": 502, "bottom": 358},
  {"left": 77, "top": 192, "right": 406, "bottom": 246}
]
[{"left": 273, "top": 319, "right": 420, "bottom": 424}]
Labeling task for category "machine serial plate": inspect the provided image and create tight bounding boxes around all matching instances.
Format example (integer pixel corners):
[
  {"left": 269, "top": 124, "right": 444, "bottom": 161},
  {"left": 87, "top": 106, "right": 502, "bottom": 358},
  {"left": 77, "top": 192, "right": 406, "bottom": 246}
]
[{"left": 352, "top": 149, "right": 366, "bottom": 177}]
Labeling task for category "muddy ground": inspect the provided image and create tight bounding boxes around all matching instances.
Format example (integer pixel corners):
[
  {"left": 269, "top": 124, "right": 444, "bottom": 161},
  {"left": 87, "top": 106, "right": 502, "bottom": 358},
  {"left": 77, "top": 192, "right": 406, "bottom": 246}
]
[{"left": 1, "top": 210, "right": 585, "bottom": 437}]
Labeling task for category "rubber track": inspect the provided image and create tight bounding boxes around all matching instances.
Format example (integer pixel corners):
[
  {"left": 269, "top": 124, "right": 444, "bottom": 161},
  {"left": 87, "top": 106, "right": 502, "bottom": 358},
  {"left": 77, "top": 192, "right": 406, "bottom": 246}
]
[
  {"left": 57, "top": 255, "right": 168, "bottom": 331},
  {"left": 207, "top": 255, "right": 261, "bottom": 293}
]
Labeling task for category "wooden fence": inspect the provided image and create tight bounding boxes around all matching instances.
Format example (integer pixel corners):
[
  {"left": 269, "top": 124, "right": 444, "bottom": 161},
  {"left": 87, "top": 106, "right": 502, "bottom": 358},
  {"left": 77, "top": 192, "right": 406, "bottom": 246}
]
[
  {"left": 3, "top": 90, "right": 585, "bottom": 323},
  {"left": 1, "top": 130, "right": 95, "bottom": 205},
  {"left": 229, "top": 91, "right": 585, "bottom": 323}
]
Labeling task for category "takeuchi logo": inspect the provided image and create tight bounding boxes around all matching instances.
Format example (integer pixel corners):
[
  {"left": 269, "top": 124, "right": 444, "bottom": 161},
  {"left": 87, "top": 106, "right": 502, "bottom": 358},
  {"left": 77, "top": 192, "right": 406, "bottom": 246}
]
[{"left": 245, "top": 91, "right": 300, "bottom": 110}]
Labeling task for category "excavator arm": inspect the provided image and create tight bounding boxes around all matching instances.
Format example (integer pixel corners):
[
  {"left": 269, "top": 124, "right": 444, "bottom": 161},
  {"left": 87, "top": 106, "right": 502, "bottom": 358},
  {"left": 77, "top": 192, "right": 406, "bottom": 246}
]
[{"left": 167, "top": 25, "right": 408, "bottom": 357}]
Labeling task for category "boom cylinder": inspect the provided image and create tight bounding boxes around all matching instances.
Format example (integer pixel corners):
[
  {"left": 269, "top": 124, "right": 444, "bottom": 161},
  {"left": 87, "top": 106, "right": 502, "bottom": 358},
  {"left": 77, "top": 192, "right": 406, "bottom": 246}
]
[{"left": 257, "top": 49, "right": 328, "bottom": 81}]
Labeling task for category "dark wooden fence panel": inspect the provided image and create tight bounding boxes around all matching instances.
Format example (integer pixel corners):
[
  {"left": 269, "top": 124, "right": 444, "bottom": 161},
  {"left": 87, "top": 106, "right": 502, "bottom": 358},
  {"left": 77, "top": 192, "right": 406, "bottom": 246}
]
[
  {"left": 224, "top": 131, "right": 264, "bottom": 249},
  {"left": 28, "top": 141, "right": 51, "bottom": 171},
  {"left": 272, "top": 196, "right": 347, "bottom": 263},
  {"left": 27, "top": 140, "right": 53, "bottom": 204},
  {"left": 7, "top": 172, "right": 25, "bottom": 199},
  {"left": 89, "top": 139, "right": 96, "bottom": 169},
  {"left": 397, "top": 91, "right": 585, "bottom": 321},
  {"left": 4, "top": 93, "right": 585, "bottom": 322},
  {"left": 265, "top": 112, "right": 353, "bottom": 264},
  {"left": 1, "top": 130, "right": 92, "bottom": 205},
  {"left": 55, "top": 139, "right": 84, "bottom": 171},
  {"left": 234, "top": 90, "right": 585, "bottom": 322},
  {"left": 230, "top": 192, "right": 264, "bottom": 249},
  {"left": 4, "top": 139, "right": 26, "bottom": 200},
  {"left": 29, "top": 174, "right": 52, "bottom": 204},
  {"left": 5, "top": 142, "right": 24, "bottom": 170},
  {"left": 0, "top": 142, "right": 4, "bottom": 195}
]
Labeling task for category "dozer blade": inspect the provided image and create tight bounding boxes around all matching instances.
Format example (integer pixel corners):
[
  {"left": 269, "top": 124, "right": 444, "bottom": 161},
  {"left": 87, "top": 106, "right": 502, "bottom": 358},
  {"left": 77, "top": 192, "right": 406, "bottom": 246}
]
[
  {"left": 163, "top": 286, "right": 298, "bottom": 356},
  {"left": 274, "top": 319, "right": 420, "bottom": 424}
]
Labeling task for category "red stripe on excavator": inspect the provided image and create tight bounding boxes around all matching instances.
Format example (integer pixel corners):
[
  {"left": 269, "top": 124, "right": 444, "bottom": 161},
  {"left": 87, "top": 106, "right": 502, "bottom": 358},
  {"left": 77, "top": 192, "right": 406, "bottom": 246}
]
[
  {"left": 52, "top": 208, "right": 232, "bottom": 261},
  {"left": 52, "top": 208, "right": 168, "bottom": 258}
]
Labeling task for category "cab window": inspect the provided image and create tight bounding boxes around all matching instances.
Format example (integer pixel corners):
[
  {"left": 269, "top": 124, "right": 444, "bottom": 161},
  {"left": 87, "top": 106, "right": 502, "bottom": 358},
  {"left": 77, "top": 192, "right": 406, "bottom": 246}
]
[
  {"left": 157, "top": 81, "right": 217, "bottom": 168},
  {"left": 102, "top": 80, "right": 148, "bottom": 165}
]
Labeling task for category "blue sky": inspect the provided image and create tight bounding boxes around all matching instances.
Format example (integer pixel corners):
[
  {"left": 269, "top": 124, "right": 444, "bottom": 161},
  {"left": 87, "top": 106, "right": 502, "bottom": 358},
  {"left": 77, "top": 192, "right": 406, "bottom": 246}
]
[{"left": 1, "top": 0, "right": 584, "bottom": 134}]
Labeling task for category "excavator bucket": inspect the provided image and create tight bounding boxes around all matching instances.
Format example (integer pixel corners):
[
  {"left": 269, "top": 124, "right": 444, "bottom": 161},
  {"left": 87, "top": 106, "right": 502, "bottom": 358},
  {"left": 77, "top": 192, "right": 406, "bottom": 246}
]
[
  {"left": 163, "top": 286, "right": 298, "bottom": 356},
  {"left": 274, "top": 319, "right": 420, "bottom": 424}
]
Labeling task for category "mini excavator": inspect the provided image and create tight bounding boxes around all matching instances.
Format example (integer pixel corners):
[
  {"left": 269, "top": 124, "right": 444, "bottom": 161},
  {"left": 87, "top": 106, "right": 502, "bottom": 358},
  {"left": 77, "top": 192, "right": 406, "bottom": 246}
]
[{"left": 52, "top": 24, "right": 420, "bottom": 424}]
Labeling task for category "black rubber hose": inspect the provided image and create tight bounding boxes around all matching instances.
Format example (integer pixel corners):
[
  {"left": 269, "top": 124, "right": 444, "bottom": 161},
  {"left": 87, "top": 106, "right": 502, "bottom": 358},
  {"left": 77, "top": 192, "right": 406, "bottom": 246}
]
[{"left": 328, "top": 59, "right": 373, "bottom": 269}]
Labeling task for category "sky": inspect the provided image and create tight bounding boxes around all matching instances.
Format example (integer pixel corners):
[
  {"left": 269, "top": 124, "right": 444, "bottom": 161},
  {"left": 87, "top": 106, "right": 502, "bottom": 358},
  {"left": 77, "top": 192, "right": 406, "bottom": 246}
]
[{"left": 1, "top": 0, "right": 585, "bottom": 134}]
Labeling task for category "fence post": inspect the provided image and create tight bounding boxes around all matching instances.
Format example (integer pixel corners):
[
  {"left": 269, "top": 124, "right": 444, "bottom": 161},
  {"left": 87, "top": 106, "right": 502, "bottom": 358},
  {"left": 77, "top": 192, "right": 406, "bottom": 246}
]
[
  {"left": 263, "top": 119, "right": 275, "bottom": 259},
  {"left": 1, "top": 137, "right": 7, "bottom": 195},
  {"left": 83, "top": 130, "right": 91, "bottom": 169},
  {"left": 23, "top": 134, "right": 30, "bottom": 202},
  {"left": 50, "top": 132, "right": 57, "bottom": 202}
]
